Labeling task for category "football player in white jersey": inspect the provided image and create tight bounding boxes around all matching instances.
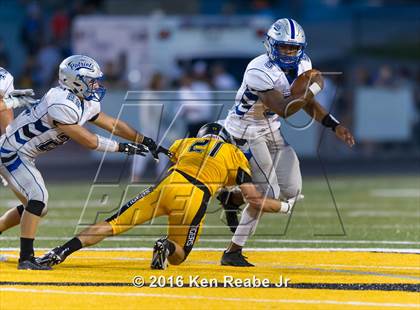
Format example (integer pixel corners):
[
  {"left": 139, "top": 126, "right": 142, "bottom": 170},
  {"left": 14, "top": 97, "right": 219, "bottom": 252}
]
[
  {"left": 0, "top": 67, "right": 36, "bottom": 133},
  {"left": 0, "top": 55, "right": 166, "bottom": 270},
  {"left": 220, "top": 18, "right": 355, "bottom": 266}
]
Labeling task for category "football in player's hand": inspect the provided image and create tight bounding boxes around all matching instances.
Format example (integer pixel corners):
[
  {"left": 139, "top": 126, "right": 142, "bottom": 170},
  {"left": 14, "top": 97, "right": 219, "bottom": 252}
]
[{"left": 291, "top": 69, "right": 324, "bottom": 98}]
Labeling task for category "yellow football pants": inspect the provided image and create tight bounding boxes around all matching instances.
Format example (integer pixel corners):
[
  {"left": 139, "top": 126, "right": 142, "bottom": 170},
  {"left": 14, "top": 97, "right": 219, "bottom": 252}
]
[{"left": 106, "top": 169, "right": 210, "bottom": 256}]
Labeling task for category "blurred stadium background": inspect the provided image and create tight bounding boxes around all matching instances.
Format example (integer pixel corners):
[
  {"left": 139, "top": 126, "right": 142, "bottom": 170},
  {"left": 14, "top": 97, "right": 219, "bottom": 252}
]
[{"left": 0, "top": 0, "right": 419, "bottom": 249}]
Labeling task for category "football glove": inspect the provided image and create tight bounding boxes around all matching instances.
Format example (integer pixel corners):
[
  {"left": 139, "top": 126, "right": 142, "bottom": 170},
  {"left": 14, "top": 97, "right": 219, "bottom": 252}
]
[
  {"left": 142, "top": 137, "right": 173, "bottom": 161},
  {"left": 9, "top": 89, "right": 35, "bottom": 97},
  {"left": 118, "top": 143, "right": 148, "bottom": 156},
  {"left": 3, "top": 94, "right": 38, "bottom": 110}
]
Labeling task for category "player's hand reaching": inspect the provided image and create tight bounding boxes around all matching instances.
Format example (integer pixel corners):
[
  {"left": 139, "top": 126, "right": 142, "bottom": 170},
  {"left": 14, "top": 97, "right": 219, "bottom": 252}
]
[
  {"left": 335, "top": 125, "right": 355, "bottom": 147},
  {"left": 154, "top": 146, "right": 173, "bottom": 159},
  {"left": 141, "top": 136, "right": 158, "bottom": 156},
  {"left": 141, "top": 137, "right": 173, "bottom": 161},
  {"left": 3, "top": 89, "right": 38, "bottom": 110},
  {"left": 118, "top": 143, "right": 148, "bottom": 156},
  {"left": 10, "top": 89, "right": 35, "bottom": 97}
]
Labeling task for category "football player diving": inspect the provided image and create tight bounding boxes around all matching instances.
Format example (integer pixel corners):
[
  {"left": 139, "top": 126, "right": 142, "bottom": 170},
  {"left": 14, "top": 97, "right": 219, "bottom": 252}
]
[
  {"left": 0, "top": 55, "right": 167, "bottom": 270},
  {"left": 38, "top": 123, "right": 297, "bottom": 270}
]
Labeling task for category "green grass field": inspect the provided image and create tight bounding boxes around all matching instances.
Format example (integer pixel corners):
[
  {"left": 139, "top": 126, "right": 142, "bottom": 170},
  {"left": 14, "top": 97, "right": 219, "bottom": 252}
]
[{"left": 1, "top": 175, "right": 419, "bottom": 250}]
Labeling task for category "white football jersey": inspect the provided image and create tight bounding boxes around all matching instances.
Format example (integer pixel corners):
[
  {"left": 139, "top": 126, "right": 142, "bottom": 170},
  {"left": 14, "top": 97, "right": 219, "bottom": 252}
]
[
  {"left": 225, "top": 53, "right": 312, "bottom": 139},
  {"left": 0, "top": 67, "right": 15, "bottom": 97},
  {"left": 2, "top": 86, "right": 100, "bottom": 158}
]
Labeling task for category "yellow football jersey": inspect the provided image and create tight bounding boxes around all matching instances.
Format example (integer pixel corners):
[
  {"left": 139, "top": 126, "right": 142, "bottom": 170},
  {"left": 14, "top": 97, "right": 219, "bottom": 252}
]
[{"left": 168, "top": 137, "right": 252, "bottom": 195}]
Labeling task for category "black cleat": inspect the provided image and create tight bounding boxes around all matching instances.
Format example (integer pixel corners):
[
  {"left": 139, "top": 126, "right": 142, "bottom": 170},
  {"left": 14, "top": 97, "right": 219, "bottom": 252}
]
[
  {"left": 151, "top": 237, "right": 170, "bottom": 270},
  {"left": 36, "top": 247, "right": 68, "bottom": 267},
  {"left": 18, "top": 256, "right": 52, "bottom": 270},
  {"left": 217, "top": 190, "right": 241, "bottom": 233},
  {"left": 221, "top": 250, "right": 254, "bottom": 267}
]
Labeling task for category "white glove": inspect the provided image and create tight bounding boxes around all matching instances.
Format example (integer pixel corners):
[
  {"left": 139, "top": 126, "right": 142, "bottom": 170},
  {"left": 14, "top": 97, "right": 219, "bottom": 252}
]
[
  {"left": 9, "top": 89, "right": 35, "bottom": 97},
  {"left": 3, "top": 95, "right": 38, "bottom": 109},
  {"left": 279, "top": 194, "right": 305, "bottom": 214}
]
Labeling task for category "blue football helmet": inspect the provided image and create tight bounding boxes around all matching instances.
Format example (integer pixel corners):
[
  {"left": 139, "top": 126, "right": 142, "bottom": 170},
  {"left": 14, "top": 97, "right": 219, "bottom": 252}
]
[{"left": 264, "top": 18, "right": 307, "bottom": 70}]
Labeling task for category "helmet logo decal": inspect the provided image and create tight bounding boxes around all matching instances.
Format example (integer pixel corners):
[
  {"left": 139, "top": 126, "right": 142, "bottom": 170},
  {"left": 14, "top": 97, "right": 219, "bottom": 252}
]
[{"left": 68, "top": 60, "right": 95, "bottom": 72}]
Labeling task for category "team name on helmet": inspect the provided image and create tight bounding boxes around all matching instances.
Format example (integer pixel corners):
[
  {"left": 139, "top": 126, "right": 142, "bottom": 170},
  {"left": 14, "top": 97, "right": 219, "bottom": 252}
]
[{"left": 67, "top": 60, "right": 95, "bottom": 72}]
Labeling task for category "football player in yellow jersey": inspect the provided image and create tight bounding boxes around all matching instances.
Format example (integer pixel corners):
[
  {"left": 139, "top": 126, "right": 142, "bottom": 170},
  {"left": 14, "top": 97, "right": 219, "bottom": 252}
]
[{"left": 38, "top": 123, "right": 292, "bottom": 269}]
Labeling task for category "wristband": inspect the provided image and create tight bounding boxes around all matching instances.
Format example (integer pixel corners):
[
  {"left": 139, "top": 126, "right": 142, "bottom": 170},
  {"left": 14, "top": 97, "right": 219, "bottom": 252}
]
[
  {"left": 321, "top": 114, "right": 340, "bottom": 132},
  {"left": 95, "top": 135, "right": 119, "bottom": 152},
  {"left": 308, "top": 83, "right": 322, "bottom": 96}
]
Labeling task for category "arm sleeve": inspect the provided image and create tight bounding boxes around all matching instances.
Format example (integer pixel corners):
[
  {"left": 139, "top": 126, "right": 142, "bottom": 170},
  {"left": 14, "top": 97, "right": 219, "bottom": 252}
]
[
  {"left": 48, "top": 104, "right": 80, "bottom": 125},
  {"left": 244, "top": 68, "right": 275, "bottom": 91}
]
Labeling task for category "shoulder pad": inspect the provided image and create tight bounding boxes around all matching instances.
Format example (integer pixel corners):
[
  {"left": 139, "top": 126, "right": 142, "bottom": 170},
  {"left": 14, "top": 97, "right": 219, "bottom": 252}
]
[{"left": 66, "top": 92, "right": 82, "bottom": 108}]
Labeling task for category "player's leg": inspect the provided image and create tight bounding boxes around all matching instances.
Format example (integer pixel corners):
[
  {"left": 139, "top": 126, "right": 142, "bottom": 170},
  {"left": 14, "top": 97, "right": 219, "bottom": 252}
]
[
  {"left": 221, "top": 135, "right": 278, "bottom": 266},
  {"left": 271, "top": 130, "right": 302, "bottom": 201},
  {"left": 38, "top": 185, "right": 167, "bottom": 267},
  {"left": 0, "top": 187, "right": 27, "bottom": 234},
  {"left": 154, "top": 175, "right": 210, "bottom": 269},
  {"left": 0, "top": 154, "right": 50, "bottom": 270}
]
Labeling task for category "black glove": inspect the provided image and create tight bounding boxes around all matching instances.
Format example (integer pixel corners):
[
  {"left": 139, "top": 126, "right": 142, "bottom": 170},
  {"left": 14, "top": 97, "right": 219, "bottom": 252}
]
[
  {"left": 155, "top": 146, "right": 173, "bottom": 159},
  {"left": 118, "top": 143, "right": 148, "bottom": 156},
  {"left": 142, "top": 136, "right": 157, "bottom": 152},
  {"left": 142, "top": 136, "right": 172, "bottom": 161}
]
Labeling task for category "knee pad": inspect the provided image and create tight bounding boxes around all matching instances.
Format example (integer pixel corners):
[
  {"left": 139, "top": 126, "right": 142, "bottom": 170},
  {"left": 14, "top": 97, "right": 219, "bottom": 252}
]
[{"left": 25, "top": 200, "right": 46, "bottom": 217}]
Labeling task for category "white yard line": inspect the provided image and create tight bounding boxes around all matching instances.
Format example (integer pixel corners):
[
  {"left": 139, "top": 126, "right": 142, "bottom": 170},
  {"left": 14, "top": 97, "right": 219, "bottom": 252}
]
[
  {"left": 370, "top": 189, "right": 420, "bottom": 198},
  {"left": 1, "top": 247, "right": 419, "bottom": 253},
  {"left": 0, "top": 288, "right": 418, "bottom": 308}
]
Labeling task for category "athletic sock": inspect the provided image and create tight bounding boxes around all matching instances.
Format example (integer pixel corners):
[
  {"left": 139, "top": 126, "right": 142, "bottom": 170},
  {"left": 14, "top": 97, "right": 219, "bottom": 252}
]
[
  {"left": 60, "top": 237, "right": 83, "bottom": 257},
  {"left": 231, "top": 206, "right": 259, "bottom": 247},
  {"left": 167, "top": 240, "right": 176, "bottom": 256},
  {"left": 20, "top": 237, "right": 34, "bottom": 261}
]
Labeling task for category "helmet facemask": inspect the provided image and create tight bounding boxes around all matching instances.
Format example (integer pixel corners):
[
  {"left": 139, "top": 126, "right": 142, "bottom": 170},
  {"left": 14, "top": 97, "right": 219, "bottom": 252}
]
[
  {"left": 77, "top": 75, "right": 106, "bottom": 102},
  {"left": 264, "top": 36, "right": 306, "bottom": 70}
]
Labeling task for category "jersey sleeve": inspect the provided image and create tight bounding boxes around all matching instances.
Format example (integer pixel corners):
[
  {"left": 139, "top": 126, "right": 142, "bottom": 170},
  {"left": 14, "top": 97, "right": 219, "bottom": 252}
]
[
  {"left": 299, "top": 53, "right": 312, "bottom": 75},
  {"left": 87, "top": 101, "right": 101, "bottom": 122},
  {"left": 168, "top": 139, "right": 183, "bottom": 163},
  {"left": 48, "top": 103, "right": 81, "bottom": 125},
  {"left": 229, "top": 146, "right": 252, "bottom": 185},
  {"left": 244, "top": 68, "right": 275, "bottom": 92},
  {"left": 0, "top": 68, "right": 14, "bottom": 97}
]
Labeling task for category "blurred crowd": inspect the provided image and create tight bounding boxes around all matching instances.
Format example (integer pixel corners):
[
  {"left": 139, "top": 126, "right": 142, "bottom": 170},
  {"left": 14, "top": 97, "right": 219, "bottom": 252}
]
[
  {"left": 0, "top": 1, "right": 419, "bottom": 173},
  {"left": 0, "top": 1, "right": 102, "bottom": 94}
]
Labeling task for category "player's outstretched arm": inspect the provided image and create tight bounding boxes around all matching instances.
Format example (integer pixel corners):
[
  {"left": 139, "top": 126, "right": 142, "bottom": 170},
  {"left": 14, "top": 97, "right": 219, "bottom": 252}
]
[
  {"left": 303, "top": 98, "right": 355, "bottom": 147},
  {"left": 239, "top": 183, "right": 291, "bottom": 213},
  {"left": 0, "top": 89, "right": 37, "bottom": 112},
  {"left": 56, "top": 123, "right": 148, "bottom": 155},
  {"left": 90, "top": 112, "right": 144, "bottom": 143},
  {"left": 90, "top": 112, "right": 170, "bottom": 159}
]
